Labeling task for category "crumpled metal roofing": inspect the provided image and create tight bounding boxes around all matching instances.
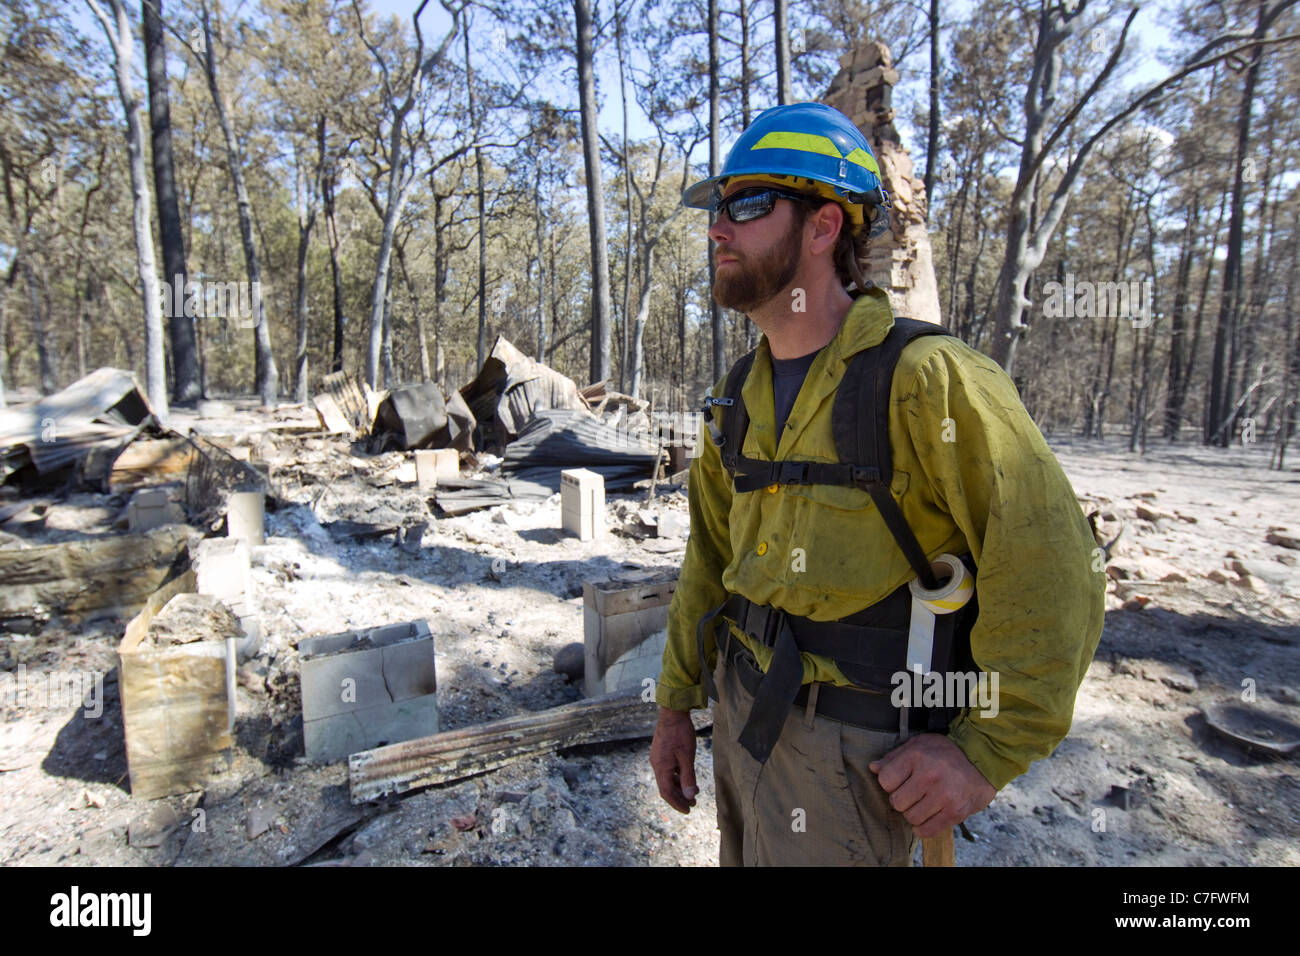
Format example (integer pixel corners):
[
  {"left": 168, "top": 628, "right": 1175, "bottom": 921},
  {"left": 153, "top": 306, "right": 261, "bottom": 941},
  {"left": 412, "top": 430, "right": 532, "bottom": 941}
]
[{"left": 0, "top": 368, "right": 156, "bottom": 479}]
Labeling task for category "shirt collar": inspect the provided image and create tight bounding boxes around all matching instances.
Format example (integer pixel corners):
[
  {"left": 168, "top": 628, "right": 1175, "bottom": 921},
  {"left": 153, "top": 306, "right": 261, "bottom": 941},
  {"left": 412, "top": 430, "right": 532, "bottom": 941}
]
[
  {"left": 753, "top": 285, "right": 895, "bottom": 371},
  {"left": 741, "top": 285, "right": 896, "bottom": 457}
]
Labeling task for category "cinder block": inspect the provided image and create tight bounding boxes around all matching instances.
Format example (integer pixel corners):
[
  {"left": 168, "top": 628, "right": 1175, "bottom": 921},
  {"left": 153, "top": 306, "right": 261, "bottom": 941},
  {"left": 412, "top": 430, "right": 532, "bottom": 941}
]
[
  {"left": 193, "top": 537, "right": 261, "bottom": 661},
  {"left": 414, "top": 450, "right": 437, "bottom": 490},
  {"left": 604, "top": 628, "right": 668, "bottom": 694},
  {"left": 656, "top": 511, "right": 690, "bottom": 539},
  {"left": 561, "top": 468, "right": 605, "bottom": 541},
  {"left": 225, "top": 491, "right": 264, "bottom": 546},
  {"left": 582, "top": 570, "right": 678, "bottom": 697},
  {"left": 306, "top": 699, "right": 436, "bottom": 766},
  {"left": 298, "top": 619, "right": 438, "bottom": 764},
  {"left": 133, "top": 488, "right": 170, "bottom": 509},
  {"left": 434, "top": 448, "right": 458, "bottom": 478},
  {"left": 194, "top": 538, "right": 250, "bottom": 609},
  {"left": 414, "top": 449, "right": 458, "bottom": 490},
  {"left": 127, "top": 488, "right": 183, "bottom": 531}
]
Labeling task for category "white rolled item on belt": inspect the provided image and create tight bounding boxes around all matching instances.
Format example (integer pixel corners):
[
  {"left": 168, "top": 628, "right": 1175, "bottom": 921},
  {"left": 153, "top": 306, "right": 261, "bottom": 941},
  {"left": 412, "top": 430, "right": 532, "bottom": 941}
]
[{"left": 905, "top": 553, "right": 975, "bottom": 675}]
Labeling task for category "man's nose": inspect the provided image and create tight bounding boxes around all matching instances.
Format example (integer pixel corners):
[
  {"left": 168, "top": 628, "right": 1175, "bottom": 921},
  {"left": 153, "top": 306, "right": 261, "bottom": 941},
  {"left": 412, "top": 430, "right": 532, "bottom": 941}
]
[{"left": 708, "top": 210, "right": 735, "bottom": 244}]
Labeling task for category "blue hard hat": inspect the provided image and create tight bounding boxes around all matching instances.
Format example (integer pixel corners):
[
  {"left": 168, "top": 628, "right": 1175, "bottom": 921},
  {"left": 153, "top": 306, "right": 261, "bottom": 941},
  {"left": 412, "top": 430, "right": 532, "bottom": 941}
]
[{"left": 682, "top": 103, "right": 888, "bottom": 227}]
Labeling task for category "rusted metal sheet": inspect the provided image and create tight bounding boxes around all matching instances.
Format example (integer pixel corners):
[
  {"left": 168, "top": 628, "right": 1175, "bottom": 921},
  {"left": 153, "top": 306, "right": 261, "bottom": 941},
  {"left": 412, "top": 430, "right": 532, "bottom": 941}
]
[
  {"left": 320, "top": 371, "right": 372, "bottom": 438},
  {"left": 459, "top": 336, "right": 589, "bottom": 447},
  {"left": 0, "top": 367, "right": 152, "bottom": 445},
  {"left": 312, "top": 393, "right": 353, "bottom": 436}
]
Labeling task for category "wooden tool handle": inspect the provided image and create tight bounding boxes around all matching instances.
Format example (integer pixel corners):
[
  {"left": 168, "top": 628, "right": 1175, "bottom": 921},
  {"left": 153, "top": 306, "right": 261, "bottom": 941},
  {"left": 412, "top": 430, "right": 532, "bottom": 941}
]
[{"left": 922, "top": 830, "right": 955, "bottom": 866}]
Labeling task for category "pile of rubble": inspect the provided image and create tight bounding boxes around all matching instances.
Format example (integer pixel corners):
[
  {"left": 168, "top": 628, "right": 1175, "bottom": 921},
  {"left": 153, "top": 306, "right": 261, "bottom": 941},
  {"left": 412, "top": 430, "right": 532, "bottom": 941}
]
[{"left": 0, "top": 343, "right": 706, "bottom": 862}]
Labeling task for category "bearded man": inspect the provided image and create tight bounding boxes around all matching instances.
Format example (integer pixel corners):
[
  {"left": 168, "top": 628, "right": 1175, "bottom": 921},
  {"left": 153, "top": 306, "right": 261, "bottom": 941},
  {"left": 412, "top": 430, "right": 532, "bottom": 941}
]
[{"left": 648, "top": 103, "right": 1104, "bottom": 867}]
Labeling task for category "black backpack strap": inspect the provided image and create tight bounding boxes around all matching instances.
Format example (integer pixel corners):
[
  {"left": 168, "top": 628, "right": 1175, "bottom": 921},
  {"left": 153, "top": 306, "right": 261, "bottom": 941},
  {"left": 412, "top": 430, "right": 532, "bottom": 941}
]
[
  {"left": 703, "top": 349, "right": 756, "bottom": 477},
  {"left": 834, "top": 317, "right": 952, "bottom": 591},
  {"left": 732, "top": 458, "right": 857, "bottom": 493}
]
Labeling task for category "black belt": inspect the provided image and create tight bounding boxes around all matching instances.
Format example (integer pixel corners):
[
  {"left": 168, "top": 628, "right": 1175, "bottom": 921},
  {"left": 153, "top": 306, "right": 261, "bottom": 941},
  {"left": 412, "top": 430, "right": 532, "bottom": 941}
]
[
  {"left": 722, "top": 593, "right": 912, "bottom": 690},
  {"left": 721, "top": 631, "right": 924, "bottom": 734},
  {"left": 698, "top": 590, "right": 956, "bottom": 763}
]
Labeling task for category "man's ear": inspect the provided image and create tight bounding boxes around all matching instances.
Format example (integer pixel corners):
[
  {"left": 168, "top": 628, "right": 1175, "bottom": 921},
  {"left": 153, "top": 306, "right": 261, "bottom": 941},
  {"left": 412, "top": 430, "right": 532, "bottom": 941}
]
[{"left": 808, "top": 202, "right": 843, "bottom": 256}]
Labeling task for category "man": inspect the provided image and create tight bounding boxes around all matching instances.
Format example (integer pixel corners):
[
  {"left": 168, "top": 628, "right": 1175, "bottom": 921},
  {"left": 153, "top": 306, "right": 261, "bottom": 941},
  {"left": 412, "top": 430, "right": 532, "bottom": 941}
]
[{"left": 649, "top": 102, "right": 1105, "bottom": 866}]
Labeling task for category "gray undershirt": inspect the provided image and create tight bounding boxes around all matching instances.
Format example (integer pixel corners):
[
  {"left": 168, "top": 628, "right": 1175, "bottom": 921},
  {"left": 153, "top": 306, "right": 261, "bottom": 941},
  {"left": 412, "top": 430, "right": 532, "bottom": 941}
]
[{"left": 771, "top": 348, "right": 823, "bottom": 439}]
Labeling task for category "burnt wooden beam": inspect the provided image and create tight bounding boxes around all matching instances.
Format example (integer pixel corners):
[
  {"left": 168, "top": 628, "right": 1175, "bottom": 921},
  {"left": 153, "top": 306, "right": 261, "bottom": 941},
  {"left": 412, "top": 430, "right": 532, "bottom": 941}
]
[{"left": 349, "top": 690, "right": 711, "bottom": 804}]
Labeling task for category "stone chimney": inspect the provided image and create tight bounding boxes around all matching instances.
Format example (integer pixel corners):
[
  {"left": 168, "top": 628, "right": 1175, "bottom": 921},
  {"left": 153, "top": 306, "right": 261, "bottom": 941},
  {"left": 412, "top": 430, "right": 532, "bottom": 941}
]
[{"left": 823, "top": 41, "right": 943, "bottom": 325}]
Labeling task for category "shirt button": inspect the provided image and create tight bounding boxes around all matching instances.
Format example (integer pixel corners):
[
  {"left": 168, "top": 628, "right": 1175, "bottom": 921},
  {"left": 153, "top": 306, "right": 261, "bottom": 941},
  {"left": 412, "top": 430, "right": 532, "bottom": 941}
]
[{"left": 756, "top": 542, "right": 768, "bottom": 556}]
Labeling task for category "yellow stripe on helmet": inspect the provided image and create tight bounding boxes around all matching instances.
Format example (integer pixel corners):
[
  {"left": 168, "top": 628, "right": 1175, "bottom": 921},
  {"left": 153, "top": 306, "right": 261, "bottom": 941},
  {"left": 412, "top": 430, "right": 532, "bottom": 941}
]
[
  {"left": 749, "top": 133, "right": 881, "bottom": 180},
  {"left": 844, "top": 147, "right": 881, "bottom": 177},
  {"left": 750, "top": 131, "right": 844, "bottom": 160}
]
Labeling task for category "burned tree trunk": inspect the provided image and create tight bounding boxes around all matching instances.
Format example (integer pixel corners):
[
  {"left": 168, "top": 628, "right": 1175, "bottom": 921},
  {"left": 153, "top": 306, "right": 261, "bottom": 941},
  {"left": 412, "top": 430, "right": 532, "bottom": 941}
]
[
  {"left": 144, "top": 0, "right": 201, "bottom": 406},
  {"left": 1206, "top": 0, "right": 1269, "bottom": 446},
  {"left": 575, "top": 0, "right": 612, "bottom": 384},
  {"left": 708, "top": 0, "right": 724, "bottom": 380},
  {"left": 323, "top": 164, "right": 346, "bottom": 374},
  {"left": 87, "top": 0, "right": 168, "bottom": 415},
  {"left": 198, "top": 0, "right": 277, "bottom": 407}
]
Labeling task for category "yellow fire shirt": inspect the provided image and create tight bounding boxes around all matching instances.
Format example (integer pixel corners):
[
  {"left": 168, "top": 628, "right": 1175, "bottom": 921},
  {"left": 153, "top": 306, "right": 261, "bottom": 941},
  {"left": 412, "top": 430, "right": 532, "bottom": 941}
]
[{"left": 657, "top": 287, "right": 1105, "bottom": 790}]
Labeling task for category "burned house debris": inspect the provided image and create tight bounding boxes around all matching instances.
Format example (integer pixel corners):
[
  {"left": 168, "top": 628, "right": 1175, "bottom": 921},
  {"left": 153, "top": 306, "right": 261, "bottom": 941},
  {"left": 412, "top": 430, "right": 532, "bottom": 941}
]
[
  {"left": 0, "top": 350, "right": 708, "bottom": 863},
  {"left": 2, "top": 324, "right": 1295, "bottom": 869}
]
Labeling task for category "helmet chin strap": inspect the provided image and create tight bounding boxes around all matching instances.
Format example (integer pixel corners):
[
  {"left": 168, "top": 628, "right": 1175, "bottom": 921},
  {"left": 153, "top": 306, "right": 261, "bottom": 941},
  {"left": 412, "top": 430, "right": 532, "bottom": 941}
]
[
  {"left": 847, "top": 202, "right": 889, "bottom": 292},
  {"left": 847, "top": 248, "right": 870, "bottom": 293}
]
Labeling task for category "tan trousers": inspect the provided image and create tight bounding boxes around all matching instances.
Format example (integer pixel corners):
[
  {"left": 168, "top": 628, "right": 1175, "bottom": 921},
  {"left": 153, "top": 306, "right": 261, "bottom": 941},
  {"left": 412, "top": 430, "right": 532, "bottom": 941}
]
[{"left": 711, "top": 641, "right": 918, "bottom": 866}]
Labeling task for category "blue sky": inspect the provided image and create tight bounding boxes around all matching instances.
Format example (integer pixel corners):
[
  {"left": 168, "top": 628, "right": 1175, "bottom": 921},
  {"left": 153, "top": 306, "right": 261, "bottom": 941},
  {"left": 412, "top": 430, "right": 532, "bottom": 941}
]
[
  {"left": 366, "top": 0, "right": 663, "bottom": 143},
  {"left": 363, "top": 0, "right": 1179, "bottom": 140}
]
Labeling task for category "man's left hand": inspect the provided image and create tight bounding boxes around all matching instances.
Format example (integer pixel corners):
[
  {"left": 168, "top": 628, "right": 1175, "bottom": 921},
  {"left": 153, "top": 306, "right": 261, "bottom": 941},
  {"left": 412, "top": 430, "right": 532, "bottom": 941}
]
[{"left": 869, "top": 734, "right": 996, "bottom": 838}]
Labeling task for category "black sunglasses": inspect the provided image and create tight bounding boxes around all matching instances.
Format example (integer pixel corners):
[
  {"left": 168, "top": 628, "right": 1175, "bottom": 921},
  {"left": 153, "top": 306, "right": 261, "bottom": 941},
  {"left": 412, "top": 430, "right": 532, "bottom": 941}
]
[{"left": 710, "top": 186, "right": 827, "bottom": 224}]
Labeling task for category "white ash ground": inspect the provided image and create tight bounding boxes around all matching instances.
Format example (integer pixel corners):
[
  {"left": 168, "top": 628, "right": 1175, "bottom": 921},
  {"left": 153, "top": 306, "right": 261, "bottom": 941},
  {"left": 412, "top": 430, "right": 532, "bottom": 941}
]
[{"left": 0, "top": 419, "right": 1297, "bottom": 866}]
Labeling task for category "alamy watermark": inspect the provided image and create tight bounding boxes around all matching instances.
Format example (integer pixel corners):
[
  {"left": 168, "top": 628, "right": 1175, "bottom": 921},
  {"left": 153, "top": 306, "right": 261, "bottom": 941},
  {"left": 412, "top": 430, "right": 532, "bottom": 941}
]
[
  {"left": 49, "top": 886, "right": 150, "bottom": 936},
  {"left": 154, "top": 273, "right": 262, "bottom": 329},
  {"left": 610, "top": 411, "right": 703, "bottom": 458},
  {"left": 0, "top": 665, "right": 105, "bottom": 719},
  {"left": 890, "top": 666, "right": 1000, "bottom": 719},
  {"left": 1042, "top": 274, "right": 1153, "bottom": 328}
]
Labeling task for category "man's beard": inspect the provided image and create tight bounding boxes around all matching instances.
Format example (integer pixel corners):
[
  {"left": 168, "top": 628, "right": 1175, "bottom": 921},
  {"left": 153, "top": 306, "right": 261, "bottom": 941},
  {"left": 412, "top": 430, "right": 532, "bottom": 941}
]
[{"left": 712, "top": 215, "right": 804, "bottom": 313}]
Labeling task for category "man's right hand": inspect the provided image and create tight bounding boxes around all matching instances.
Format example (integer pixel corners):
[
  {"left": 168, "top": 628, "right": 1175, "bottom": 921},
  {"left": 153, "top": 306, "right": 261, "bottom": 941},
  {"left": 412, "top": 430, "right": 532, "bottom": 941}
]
[{"left": 650, "top": 707, "right": 698, "bottom": 813}]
